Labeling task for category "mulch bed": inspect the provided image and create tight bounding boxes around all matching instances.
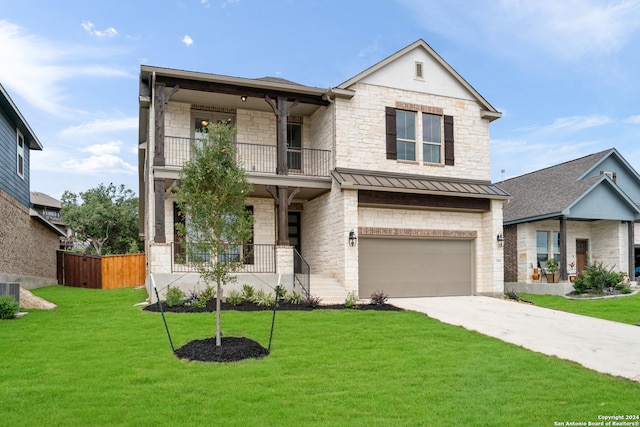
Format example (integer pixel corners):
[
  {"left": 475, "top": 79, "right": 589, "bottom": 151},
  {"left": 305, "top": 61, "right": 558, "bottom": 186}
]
[{"left": 145, "top": 299, "right": 402, "bottom": 363}]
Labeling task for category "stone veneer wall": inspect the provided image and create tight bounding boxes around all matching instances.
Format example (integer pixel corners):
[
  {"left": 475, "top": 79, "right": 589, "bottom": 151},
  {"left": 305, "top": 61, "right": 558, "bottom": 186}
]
[
  {"left": 333, "top": 82, "right": 491, "bottom": 181},
  {"left": 0, "top": 189, "right": 59, "bottom": 288}
]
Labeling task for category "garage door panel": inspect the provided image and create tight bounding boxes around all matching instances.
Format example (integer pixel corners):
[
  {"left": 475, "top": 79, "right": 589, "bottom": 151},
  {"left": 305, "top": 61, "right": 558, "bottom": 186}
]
[{"left": 359, "top": 238, "right": 473, "bottom": 298}]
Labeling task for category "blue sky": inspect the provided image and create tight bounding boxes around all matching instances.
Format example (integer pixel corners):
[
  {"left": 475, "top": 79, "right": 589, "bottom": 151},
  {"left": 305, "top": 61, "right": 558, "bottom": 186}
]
[{"left": 2, "top": 0, "right": 640, "bottom": 199}]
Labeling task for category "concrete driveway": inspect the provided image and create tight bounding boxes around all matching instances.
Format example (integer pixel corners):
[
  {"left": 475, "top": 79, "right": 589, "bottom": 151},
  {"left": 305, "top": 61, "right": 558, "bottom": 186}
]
[{"left": 388, "top": 296, "right": 640, "bottom": 383}]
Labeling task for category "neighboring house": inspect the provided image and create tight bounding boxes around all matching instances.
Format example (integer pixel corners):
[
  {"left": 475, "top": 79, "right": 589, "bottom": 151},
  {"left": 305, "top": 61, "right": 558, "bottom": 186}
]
[
  {"left": 498, "top": 148, "right": 640, "bottom": 289},
  {"left": 30, "top": 191, "right": 75, "bottom": 249},
  {"left": 138, "top": 39, "right": 507, "bottom": 302},
  {"left": 0, "top": 83, "right": 64, "bottom": 289}
]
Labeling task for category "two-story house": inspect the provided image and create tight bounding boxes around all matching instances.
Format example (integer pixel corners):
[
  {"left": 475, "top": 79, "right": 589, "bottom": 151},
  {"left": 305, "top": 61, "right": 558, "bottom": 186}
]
[
  {"left": 139, "top": 39, "right": 508, "bottom": 302},
  {"left": 0, "top": 83, "right": 64, "bottom": 289}
]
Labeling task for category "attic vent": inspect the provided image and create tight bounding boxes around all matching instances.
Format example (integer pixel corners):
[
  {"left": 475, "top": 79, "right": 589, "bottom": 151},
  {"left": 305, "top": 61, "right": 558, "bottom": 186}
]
[
  {"left": 415, "top": 61, "right": 424, "bottom": 79},
  {"left": 600, "top": 171, "right": 617, "bottom": 182}
]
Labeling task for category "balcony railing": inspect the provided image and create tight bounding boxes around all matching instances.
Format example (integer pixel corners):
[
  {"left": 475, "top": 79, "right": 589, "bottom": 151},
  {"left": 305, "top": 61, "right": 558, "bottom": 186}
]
[
  {"left": 164, "top": 136, "right": 331, "bottom": 177},
  {"left": 171, "top": 242, "right": 275, "bottom": 273}
]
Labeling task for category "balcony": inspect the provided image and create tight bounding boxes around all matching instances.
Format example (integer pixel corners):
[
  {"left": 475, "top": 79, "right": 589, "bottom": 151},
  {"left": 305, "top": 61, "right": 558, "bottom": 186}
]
[{"left": 163, "top": 136, "right": 331, "bottom": 178}]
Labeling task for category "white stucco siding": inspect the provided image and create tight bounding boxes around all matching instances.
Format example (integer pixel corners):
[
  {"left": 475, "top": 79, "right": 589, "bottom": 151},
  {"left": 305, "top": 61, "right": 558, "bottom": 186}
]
[
  {"left": 358, "top": 47, "right": 477, "bottom": 101},
  {"left": 333, "top": 82, "right": 491, "bottom": 181}
]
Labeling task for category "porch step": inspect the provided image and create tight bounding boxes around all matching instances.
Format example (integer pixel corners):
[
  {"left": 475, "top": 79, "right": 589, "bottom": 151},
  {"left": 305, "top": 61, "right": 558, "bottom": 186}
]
[{"left": 309, "top": 274, "right": 350, "bottom": 305}]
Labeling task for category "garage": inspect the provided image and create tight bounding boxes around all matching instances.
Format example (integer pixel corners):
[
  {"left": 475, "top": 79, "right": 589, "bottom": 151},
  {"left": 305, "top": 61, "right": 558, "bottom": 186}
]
[{"left": 359, "top": 237, "right": 474, "bottom": 298}]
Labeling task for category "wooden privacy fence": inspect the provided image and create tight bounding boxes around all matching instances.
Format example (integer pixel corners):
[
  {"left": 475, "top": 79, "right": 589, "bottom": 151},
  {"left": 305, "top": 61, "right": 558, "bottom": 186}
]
[{"left": 57, "top": 251, "right": 146, "bottom": 289}]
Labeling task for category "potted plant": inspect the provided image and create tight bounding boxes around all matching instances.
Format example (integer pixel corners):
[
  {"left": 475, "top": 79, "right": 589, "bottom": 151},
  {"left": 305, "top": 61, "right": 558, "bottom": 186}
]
[{"left": 545, "top": 258, "right": 559, "bottom": 283}]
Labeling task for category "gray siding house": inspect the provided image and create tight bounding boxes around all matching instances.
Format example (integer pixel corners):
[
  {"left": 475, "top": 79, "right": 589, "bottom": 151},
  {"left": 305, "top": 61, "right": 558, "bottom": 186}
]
[
  {"left": 498, "top": 148, "right": 640, "bottom": 291},
  {"left": 0, "top": 83, "right": 63, "bottom": 289}
]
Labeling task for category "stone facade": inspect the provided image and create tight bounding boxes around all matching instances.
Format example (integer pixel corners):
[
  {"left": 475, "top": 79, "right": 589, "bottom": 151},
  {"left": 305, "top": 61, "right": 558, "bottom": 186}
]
[{"left": 0, "top": 189, "right": 59, "bottom": 288}]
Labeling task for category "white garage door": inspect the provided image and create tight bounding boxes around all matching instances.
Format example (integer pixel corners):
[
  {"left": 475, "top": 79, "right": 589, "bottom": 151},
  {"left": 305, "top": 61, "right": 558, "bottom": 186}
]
[{"left": 359, "top": 237, "right": 474, "bottom": 298}]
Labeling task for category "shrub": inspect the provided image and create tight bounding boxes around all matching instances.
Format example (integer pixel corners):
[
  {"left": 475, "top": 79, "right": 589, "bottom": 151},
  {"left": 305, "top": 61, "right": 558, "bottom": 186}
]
[
  {"left": 252, "top": 289, "right": 275, "bottom": 307},
  {"left": 241, "top": 284, "right": 255, "bottom": 301},
  {"left": 165, "top": 285, "right": 186, "bottom": 307},
  {"left": 572, "top": 277, "right": 588, "bottom": 294},
  {"left": 370, "top": 290, "right": 388, "bottom": 306},
  {"left": 304, "top": 295, "right": 322, "bottom": 308},
  {"left": 226, "top": 290, "right": 244, "bottom": 306},
  {"left": 0, "top": 295, "right": 19, "bottom": 320},
  {"left": 581, "top": 261, "right": 620, "bottom": 293},
  {"left": 198, "top": 285, "right": 216, "bottom": 304},
  {"left": 344, "top": 291, "right": 358, "bottom": 309},
  {"left": 505, "top": 289, "right": 519, "bottom": 301},
  {"left": 283, "top": 291, "right": 302, "bottom": 305}
]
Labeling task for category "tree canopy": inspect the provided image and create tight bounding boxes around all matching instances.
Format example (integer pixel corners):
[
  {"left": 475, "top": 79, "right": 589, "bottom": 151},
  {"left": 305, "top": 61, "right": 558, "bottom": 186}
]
[
  {"left": 173, "top": 121, "right": 254, "bottom": 346},
  {"left": 60, "top": 183, "right": 139, "bottom": 255}
]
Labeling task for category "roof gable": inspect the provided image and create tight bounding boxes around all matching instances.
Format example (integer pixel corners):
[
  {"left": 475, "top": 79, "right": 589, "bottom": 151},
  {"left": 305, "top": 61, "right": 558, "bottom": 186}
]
[
  {"left": 337, "top": 39, "right": 501, "bottom": 121},
  {"left": 0, "top": 83, "right": 42, "bottom": 150},
  {"left": 565, "top": 177, "right": 640, "bottom": 221}
]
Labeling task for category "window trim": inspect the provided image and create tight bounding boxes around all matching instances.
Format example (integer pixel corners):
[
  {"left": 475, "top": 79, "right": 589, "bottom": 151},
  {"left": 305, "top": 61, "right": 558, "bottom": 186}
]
[{"left": 16, "top": 129, "right": 25, "bottom": 179}]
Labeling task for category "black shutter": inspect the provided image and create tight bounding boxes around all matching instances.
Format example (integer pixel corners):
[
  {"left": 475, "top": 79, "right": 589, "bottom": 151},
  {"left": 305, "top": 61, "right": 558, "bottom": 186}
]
[
  {"left": 444, "top": 115, "right": 454, "bottom": 166},
  {"left": 385, "top": 107, "right": 397, "bottom": 160}
]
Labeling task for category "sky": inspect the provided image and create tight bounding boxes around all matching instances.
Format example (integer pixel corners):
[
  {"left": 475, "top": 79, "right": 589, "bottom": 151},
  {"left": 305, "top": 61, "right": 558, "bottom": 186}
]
[{"left": 1, "top": 0, "right": 640, "bottom": 200}]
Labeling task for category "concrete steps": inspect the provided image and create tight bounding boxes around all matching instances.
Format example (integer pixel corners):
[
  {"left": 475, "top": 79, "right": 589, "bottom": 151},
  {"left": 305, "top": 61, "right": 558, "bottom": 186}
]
[{"left": 309, "top": 273, "right": 350, "bottom": 305}]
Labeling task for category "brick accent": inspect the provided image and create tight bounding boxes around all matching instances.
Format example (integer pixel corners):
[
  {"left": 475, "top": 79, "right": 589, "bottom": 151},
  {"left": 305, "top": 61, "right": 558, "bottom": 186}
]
[
  {"left": 0, "top": 189, "right": 59, "bottom": 285},
  {"left": 359, "top": 227, "right": 477, "bottom": 239},
  {"left": 503, "top": 224, "right": 517, "bottom": 282}
]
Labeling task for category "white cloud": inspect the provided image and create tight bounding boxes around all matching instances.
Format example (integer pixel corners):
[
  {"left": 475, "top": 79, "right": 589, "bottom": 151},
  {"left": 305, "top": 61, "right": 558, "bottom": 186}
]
[
  {"left": 61, "top": 154, "right": 137, "bottom": 175},
  {"left": 80, "top": 141, "right": 123, "bottom": 155},
  {"left": 0, "top": 20, "right": 129, "bottom": 116},
  {"left": 402, "top": 0, "right": 640, "bottom": 60},
  {"left": 60, "top": 117, "right": 137, "bottom": 138},
  {"left": 625, "top": 115, "right": 640, "bottom": 123},
  {"left": 81, "top": 21, "right": 118, "bottom": 38},
  {"left": 182, "top": 35, "right": 194, "bottom": 46},
  {"left": 543, "top": 115, "right": 612, "bottom": 132}
]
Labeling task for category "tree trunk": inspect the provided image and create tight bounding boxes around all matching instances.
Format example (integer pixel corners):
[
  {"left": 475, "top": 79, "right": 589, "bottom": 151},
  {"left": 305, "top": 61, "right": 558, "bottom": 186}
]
[{"left": 216, "top": 278, "right": 222, "bottom": 347}]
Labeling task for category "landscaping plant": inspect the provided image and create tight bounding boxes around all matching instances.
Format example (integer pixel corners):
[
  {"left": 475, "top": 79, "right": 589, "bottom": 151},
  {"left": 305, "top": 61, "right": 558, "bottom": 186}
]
[
  {"left": 0, "top": 294, "right": 19, "bottom": 319},
  {"left": 173, "top": 120, "right": 254, "bottom": 346}
]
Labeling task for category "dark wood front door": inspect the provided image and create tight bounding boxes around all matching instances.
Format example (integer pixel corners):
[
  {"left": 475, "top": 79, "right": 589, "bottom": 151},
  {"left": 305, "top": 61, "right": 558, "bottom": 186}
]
[
  {"left": 576, "top": 239, "right": 588, "bottom": 274},
  {"left": 288, "top": 212, "right": 301, "bottom": 253}
]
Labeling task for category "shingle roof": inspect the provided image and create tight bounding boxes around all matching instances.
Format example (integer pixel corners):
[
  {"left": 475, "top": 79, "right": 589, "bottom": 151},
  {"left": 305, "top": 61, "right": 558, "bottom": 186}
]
[
  {"left": 31, "top": 191, "right": 61, "bottom": 208},
  {"left": 333, "top": 168, "right": 509, "bottom": 199},
  {"left": 497, "top": 149, "right": 613, "bottom": 223}
]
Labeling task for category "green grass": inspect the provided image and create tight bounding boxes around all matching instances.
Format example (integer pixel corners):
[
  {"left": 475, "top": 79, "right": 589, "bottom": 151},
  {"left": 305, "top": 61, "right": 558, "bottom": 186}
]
[
  {"left": 522, "top": 292, "right": 640, "bottom": 325},
  {"left": 1, "top": 286, "right": 639, "bottom": 426}
]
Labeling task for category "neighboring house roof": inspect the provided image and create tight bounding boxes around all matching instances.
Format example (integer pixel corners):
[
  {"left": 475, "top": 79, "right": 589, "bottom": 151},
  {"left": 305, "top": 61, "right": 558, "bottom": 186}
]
[
  {"left": 0, "top": 83, "right": 43, "bottom": 150},
  {"left": 334, "top": 168, "right": 509, "bottom": 200},
  {"left": 29, "top": 209, "right": 65, "bottom": 236},
  {"left": 31, "top": 191, "right": 62, "bottom": 209},
  {"left": 337, "top": 39, "right": 501, "bottom": 122},
  {"left": 497, "top": 148, "right": 640, "bottom": 224}
]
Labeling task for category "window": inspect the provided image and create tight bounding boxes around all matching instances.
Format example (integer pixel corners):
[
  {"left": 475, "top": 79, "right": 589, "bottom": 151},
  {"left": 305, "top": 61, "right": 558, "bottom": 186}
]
[
  {"left": 536, "top": 231, "right": 560, "bottom": 265},
  {"left": 287, "top": 123, "right": 302, "bottom": 170},
  {"left": 396, "top": 110, "right": 416, "bottom": 161},
  {"left": 415, "top": 61, "right": 424, "bottom": 79},
  {"left": 422, "top": 113, "right": 441, "bottom": 163},
  {"left": 16, "top": 130, "right": 24, "bottom": 179}
]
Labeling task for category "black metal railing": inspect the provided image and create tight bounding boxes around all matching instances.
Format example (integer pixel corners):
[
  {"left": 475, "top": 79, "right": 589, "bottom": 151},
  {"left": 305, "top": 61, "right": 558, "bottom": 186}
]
[
  {"left": 171, "top": 242, "right": 275, "bottom": 273},
  {"left": 293, "top": 249, "right": 310, "bottom": 298},
  {"left": 164, "top": 136, "right": 331, "bottom": 177}
]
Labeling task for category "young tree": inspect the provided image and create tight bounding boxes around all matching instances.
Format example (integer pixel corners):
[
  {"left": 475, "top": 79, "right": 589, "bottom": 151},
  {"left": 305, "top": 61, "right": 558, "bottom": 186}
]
[
  {"left": 173, "top": 121, "right": 253, "bottom": 347},
  {"left": 61, "top": 183, "right": 139, "bottom": 255}
]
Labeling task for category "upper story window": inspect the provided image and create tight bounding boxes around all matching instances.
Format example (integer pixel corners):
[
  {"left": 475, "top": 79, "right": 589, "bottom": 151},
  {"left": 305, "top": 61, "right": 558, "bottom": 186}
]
[
  {"left": 16, "top": 129, "right": 25, "bottom": 179},
  {"left": 422, "top": 113, "right": 441, "bottom": 163},
  {"left": 396, "top": 110, "right": 416, "bottom": 161},
  {"left": 386, "top": 104, "right": 455, "bottom": 166}
]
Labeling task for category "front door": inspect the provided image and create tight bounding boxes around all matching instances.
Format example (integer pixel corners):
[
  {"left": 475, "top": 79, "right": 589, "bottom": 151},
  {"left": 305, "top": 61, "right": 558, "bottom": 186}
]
[
  {"left": 288, "top": 212, "right": 301, "bottom": 253},
  {"left": 576, "top": 239, "right": 588, "bottom": 274}
]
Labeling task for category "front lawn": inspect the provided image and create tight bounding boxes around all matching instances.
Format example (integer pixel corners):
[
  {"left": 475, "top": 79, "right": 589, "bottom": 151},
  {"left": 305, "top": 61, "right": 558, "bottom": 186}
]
[
  {"left": 1, "top": 286, "right": 638, "bottom": 426},
  {"left": 522, "top": 292, "right": 640, "bottom": 325}
]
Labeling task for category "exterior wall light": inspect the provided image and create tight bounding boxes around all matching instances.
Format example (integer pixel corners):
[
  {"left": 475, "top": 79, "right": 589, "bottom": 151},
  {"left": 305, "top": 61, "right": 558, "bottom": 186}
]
[
  {"left": 240, "top": 95, "right": 247, "bottom": 102},
  {"left": 349, "top": 229, "right": 358, "bottom": 247},
  {"left": 497, "top": 232, "right": 504, "bottom": 247}
]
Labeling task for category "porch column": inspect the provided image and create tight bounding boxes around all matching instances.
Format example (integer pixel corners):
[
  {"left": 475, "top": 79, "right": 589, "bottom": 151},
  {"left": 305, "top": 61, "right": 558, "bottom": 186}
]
[
  {"left": 559, "top": 216, "right": 567, "bottom": 281},
  {"left": 628, "top": 221, "right": 635, "bottom": 279},
  {"left": 265, "top": 95, "right": 298, "bottom": 246}
]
